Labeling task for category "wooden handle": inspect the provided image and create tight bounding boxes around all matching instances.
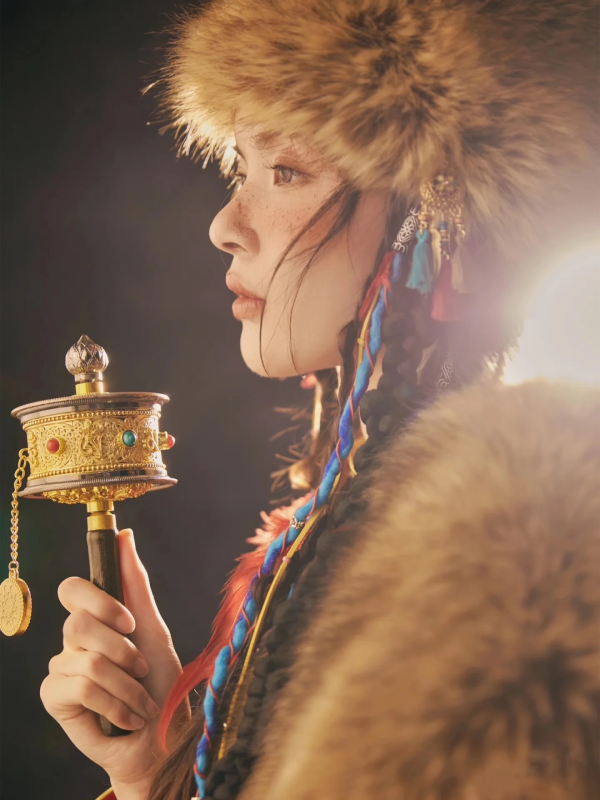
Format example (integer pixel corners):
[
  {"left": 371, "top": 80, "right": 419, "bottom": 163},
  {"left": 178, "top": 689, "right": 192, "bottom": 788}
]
[{"left": 87, "top": 526, "right": 131, "bottom": 738}]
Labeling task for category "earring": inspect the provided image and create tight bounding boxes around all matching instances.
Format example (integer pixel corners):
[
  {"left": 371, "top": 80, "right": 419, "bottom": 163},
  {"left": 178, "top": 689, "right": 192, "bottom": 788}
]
[{"left": 403, "top": 173, "right": 475, "bottom": 321}]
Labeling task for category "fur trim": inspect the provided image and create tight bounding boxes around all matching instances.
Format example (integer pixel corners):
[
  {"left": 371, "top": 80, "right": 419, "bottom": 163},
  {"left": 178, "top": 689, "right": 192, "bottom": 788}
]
[
  {"left": 240, "top": 380, "right": 600, "bottom": 800},
  {"left": 163, "top": 0, "right": 599, "bottom": 268}
]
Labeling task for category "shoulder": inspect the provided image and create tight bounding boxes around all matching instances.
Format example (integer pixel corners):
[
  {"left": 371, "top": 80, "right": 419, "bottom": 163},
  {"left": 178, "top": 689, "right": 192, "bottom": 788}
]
[
  {"left": 242, "top": 380, "right": 600, "bottom": 800},
  {"left": 312, "top": 380, "right": 600, "bottom": 666},
  {"left": 367, "top": 379, "right": 600, "bottom": 562},
  {"left": 373, "top": 378, "right": 600, "bottom": 507}
]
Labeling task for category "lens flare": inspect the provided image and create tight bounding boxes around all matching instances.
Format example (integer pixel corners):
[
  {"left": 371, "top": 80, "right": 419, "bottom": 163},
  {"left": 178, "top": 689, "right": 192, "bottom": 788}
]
[{"left": 504, "top": 245, "right": 600, "bottom": 386}]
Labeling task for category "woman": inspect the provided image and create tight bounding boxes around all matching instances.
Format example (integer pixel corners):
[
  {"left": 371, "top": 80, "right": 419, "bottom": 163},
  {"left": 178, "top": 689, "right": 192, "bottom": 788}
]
[{"left": 40, "top": 1, "right": 600, "bottom": 799}]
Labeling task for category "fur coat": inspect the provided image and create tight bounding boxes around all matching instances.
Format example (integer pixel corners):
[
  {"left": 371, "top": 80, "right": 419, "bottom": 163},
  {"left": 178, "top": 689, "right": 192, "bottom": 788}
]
[{"left": 240, "top": 379, "right": 600, "bottom": 800}]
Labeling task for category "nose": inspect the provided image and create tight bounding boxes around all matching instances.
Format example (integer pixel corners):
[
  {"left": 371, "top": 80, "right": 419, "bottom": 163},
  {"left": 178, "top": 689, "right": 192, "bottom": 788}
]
[{"left": 209, "top": 189, "right": 259, "bottom": 258}]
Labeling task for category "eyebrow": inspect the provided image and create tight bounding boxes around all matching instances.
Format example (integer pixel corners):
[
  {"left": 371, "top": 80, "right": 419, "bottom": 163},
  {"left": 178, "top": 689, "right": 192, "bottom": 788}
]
[
  {"left": 252, "top": 130, "right": 282, "bottom": 150},
  {"left": 232, "top": 131, "right": 286, "bottom": 160},
  {"left": 232, "top": 131, "right": 325, "bottom": 171}
]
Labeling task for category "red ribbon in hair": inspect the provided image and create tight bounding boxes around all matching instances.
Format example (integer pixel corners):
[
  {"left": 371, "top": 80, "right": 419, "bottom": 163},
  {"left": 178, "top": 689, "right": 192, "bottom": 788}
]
[{"left": 358, "top": 251, "right": 394, "bottom": 323}]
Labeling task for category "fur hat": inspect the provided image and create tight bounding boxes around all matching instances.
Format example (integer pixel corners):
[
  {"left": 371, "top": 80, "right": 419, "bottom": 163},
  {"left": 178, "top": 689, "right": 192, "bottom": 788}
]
[{"left": 162, "top": 0, "right": 599, "bottom": 275}]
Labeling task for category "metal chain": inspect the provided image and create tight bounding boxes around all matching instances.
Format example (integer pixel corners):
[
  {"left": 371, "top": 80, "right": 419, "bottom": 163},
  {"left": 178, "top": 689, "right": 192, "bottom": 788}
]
[{"left": 9, "top": 449, "right": 29, "bottom": 579}]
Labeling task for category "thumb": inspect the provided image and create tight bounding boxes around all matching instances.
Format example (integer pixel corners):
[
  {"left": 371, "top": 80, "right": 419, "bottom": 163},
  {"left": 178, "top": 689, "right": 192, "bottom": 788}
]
[
  {"left": 118, "top": 528, "right": 169, "bottom": 640},
  {"left": 118, "top": 529, "right": 182, "bottom": 703}
]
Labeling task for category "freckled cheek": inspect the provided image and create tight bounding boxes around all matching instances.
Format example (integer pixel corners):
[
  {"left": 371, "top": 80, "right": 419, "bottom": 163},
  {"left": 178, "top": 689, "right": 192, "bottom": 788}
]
[
  {"left": 256, "top": 202, "right": 325, "bottom": 283},
  {"left": 283, "top": 205, "right": 340, "bottom": 260},
  {"left": 261, "top": 204, "right": 312, "bottom": 240}
]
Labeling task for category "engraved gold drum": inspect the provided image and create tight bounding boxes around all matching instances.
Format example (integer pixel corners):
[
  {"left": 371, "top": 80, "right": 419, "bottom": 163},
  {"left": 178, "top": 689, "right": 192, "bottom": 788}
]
[{"left": 12, "top": 392, "right": 176, "bottom": 502}]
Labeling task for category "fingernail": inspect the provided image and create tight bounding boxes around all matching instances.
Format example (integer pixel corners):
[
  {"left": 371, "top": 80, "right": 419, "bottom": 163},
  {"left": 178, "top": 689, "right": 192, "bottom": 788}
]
[
  {"left": 117, "top": 613, "right": 134, "bottom": 634},
  {"left": 146, "top": 697, "right": 160, "bottom": 718},
  {"left": 133, "top": 658, "right": 149, "bottom": 678},
  {"left": 128, "top": 713, "right": 145, "bottom": 730}
]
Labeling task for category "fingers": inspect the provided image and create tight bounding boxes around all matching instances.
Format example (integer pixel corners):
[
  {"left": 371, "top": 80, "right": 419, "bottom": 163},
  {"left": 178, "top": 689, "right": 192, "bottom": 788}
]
[
  {"left": 62, "top": 609, "right": 148, "bottom": 678},
  {"left": 48, "top": 650, "right": 160, "bottom": 722},
  {"left": 58, "top": 576, "right": 135, "bottom": 635},
  {"left": 40, "top": 673, "right": 147, "bottom": 732}
]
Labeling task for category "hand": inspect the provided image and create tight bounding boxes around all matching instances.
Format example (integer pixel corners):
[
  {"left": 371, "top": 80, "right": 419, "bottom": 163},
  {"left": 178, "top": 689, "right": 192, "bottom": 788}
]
[{"left": 40, "top": 529, "right": 190, "bottom": 795}]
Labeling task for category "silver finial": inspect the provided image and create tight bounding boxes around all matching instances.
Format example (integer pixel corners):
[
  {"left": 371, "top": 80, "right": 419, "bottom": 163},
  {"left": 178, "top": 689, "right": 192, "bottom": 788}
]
[{"left": 65, "top": 335, "right": 109, "bottom": 377}]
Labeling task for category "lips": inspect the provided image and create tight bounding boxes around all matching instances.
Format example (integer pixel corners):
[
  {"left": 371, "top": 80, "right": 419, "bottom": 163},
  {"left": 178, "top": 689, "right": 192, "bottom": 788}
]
[{"left": 226, "top": 272, "right": 265, "bottom": 321}]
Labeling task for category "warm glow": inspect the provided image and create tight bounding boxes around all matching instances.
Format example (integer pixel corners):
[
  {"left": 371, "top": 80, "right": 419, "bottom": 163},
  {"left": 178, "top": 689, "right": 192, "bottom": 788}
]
[{"left": 504, "top": 245, "right": 600, "bottom": 385}]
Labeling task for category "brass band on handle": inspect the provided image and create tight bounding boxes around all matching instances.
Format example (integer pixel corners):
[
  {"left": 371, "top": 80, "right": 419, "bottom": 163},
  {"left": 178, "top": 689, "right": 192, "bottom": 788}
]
[{"left": 86, "top": 500, "right": 117, "bottom": 532}]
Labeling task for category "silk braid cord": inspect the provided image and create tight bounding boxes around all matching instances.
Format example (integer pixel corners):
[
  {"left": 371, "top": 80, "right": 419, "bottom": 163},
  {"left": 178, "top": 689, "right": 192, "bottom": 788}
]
[{"left": 202, "top": 252, "right": 436, "bottom": 800}]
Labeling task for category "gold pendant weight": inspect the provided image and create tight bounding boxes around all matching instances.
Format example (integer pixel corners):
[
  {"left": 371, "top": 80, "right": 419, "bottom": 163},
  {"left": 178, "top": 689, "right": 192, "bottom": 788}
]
[{"left": 0, "top": 450, "right": 32, "bottom": 637}]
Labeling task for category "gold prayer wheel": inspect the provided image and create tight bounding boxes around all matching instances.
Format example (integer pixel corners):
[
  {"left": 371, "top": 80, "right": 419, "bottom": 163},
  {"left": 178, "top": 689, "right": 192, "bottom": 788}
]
[
  {"left": 3, "top": 335, "right": 176, "bottom": 737},
  {"left": 12, "top": 334, "right": 176, "bottom": 502}
]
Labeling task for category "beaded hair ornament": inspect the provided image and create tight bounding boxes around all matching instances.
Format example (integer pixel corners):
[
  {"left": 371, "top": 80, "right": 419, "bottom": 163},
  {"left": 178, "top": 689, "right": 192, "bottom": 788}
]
[{"left": 180, "top": 175, "right": 470, "bottom": 798}]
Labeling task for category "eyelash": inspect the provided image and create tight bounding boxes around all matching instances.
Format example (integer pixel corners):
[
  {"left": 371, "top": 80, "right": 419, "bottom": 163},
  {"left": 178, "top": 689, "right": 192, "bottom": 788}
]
[
  {"left": 268, "top": 164, "right": 303, "bottom": 185},
  {"left": 230, "top": 163, "right": 303, "bottom": 188}
]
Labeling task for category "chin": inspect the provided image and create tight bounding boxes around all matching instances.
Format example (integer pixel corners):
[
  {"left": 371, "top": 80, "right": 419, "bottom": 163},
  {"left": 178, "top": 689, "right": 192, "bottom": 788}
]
[
  {"left": 240, "top": 345, "right": 298, "bottom": 379},
  {"left": 239, "top": 330, "right": 340, "bottom": 379}
]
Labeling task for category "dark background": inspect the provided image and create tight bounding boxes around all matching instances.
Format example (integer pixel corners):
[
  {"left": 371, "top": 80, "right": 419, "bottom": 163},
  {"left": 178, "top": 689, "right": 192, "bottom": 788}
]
[{"left": 1, "top": 2, "right": 304, "bottom": 797}]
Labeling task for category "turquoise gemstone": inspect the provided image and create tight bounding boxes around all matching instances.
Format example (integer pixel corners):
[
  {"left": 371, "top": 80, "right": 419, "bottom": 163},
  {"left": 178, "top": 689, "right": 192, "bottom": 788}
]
[{"left": 122, "top": 430, "right": 137, "bottom": 447}]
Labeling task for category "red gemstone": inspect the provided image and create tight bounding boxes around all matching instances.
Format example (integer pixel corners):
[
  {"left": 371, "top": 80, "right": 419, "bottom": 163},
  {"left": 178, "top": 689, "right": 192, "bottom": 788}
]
[
  {"left": 46, "top": 438, "right": 60, "bottom": 453},
  {"left": 166, "top": 434, "right": 175, "bottom": 449}
]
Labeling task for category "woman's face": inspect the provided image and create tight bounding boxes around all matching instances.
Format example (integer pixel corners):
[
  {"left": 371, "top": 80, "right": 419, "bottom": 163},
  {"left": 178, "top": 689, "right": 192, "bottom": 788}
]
[{"left": 209, "top": 126, "right": 389, "bottom": 378}]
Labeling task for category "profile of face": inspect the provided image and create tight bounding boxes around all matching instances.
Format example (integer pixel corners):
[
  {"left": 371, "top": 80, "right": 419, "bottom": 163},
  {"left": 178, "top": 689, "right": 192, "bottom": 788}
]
[{"left": 209, "top": 126, "right": 390, "bottom": 378}]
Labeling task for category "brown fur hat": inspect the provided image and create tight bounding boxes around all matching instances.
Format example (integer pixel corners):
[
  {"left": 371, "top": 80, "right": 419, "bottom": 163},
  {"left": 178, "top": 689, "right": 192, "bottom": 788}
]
[
  {"left": 240, "top": 380, "right": 600, "bottom": 800},
  {"left": 163, "top": 0, "right": 599, "bottom": 272}
]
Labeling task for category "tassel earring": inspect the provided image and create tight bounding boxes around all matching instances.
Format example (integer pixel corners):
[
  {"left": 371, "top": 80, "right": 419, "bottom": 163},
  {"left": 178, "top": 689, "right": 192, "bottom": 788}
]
[
  {"left": 406, "top": 204, "right": 434, "bottom": 295},
  {"left": 411, "top": 173, "right": 473, "bottom": 321},
  {"left": 393, "top": 204, "right": 433, "bottom": 294},
  {"left": 431, "top": 220, "right": 462, "bottom": 322}
]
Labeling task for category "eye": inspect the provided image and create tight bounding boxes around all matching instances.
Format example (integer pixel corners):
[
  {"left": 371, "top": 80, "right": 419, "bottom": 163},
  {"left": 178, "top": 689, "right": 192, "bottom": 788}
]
[
  {"left": 272, "top": 165, "right": 302, "bottom": 185},
  {"left": 228, "top": 159, "right": 247, "bottom": 189},
  {"left": 229, "top": 169, "right": 246, "bottom": 189}
]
